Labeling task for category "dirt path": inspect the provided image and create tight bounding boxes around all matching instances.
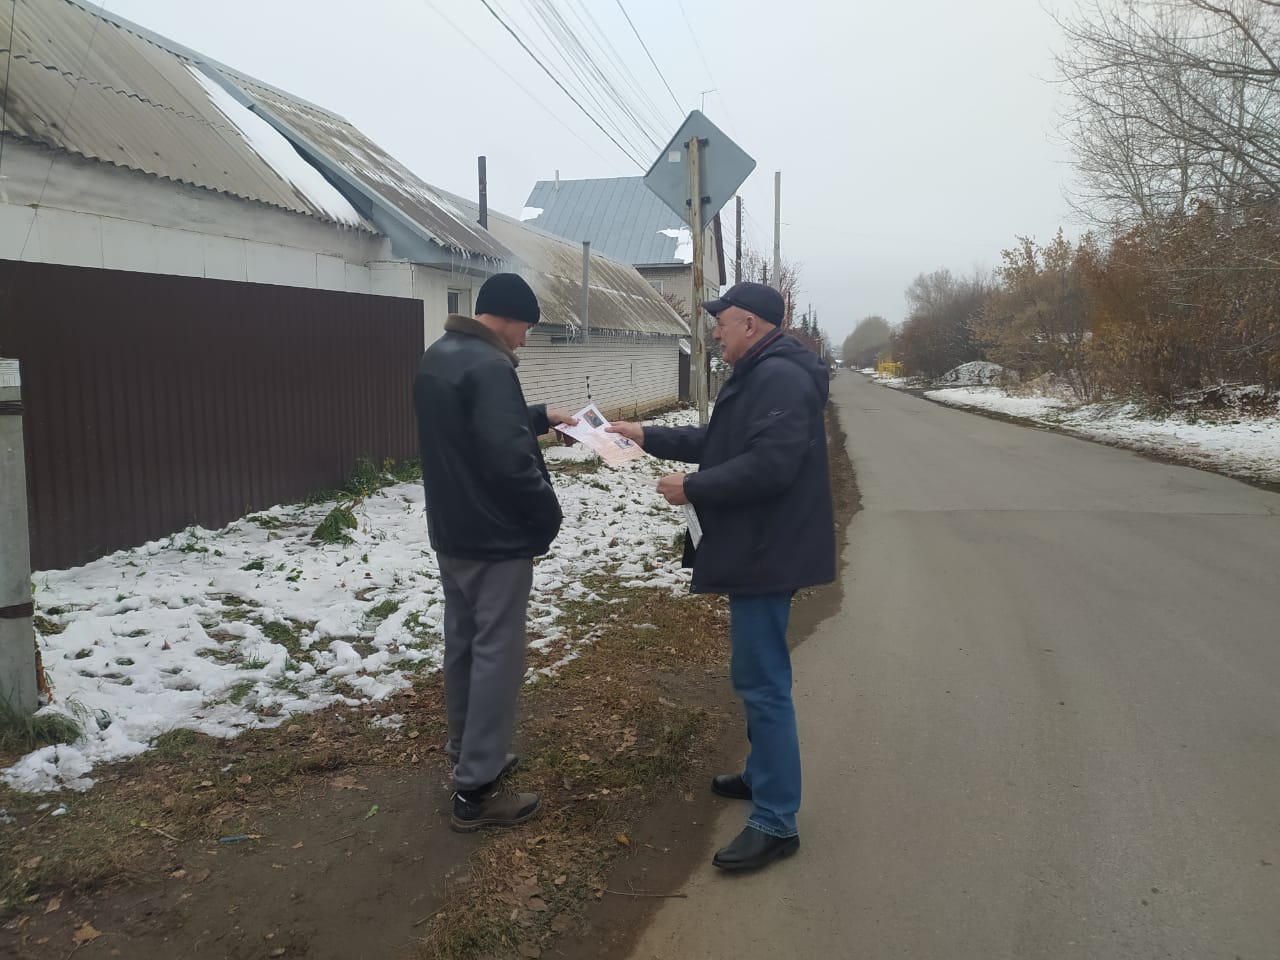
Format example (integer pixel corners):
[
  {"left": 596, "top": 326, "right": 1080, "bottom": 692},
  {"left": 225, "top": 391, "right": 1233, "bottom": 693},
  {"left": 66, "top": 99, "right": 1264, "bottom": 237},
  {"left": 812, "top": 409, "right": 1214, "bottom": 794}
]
[
  {"left": 2, "top": 404, "right": 859, "bottom": 960},
  {"left": 7, "top": 765, "right": 472, "bottom": 959}
]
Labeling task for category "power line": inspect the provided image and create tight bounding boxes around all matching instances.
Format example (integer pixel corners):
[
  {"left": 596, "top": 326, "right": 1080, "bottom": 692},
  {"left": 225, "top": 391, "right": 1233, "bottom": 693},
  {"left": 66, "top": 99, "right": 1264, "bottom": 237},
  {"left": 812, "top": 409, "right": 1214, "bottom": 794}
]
[
  {"left": 564, "top": 0, "right": 675, "bottom": 135},
  {"left": 419, "top": 0, "right": 627, "bottom": 174},
  {"left": 673, "top": 0, "right": 741, "bottom": 136},
  {"left": 521, "top": 0, "right": 660, "bottom": 155},
  {"left": 476, "top": 0, "right": 646, "bottom": 167},
  {"left": 613, "top": 0, "right": 683, "bottom": 116}
]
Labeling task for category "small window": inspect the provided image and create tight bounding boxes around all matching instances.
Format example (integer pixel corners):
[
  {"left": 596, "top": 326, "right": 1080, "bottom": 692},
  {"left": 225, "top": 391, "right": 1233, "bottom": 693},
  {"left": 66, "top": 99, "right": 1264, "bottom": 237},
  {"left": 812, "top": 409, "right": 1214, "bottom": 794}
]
[
  {"left": 447, "top": 288, "right": 470, "bottom": 316},
  {"left": 647, "top": 279, "right": 664, "bottom": 294}
]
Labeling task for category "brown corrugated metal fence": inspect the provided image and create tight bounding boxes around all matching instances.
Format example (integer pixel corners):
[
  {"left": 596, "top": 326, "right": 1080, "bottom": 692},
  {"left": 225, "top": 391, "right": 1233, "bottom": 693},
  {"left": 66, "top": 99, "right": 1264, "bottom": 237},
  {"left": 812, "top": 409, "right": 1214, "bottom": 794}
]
[{"left": 0, "top": 260, "right": 423, "bottom": 571}]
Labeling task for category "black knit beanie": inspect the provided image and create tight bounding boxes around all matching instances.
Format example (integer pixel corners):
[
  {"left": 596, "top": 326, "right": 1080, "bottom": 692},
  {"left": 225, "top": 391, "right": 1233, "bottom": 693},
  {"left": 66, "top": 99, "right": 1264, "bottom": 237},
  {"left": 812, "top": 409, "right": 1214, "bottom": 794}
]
[{"left": 475, "top": 273, "right": 540, "bottom": 325}]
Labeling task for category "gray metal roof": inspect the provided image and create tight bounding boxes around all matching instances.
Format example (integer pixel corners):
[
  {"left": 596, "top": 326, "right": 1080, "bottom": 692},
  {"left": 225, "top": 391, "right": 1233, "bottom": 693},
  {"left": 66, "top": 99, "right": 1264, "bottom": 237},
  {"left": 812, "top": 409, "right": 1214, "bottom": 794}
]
[
  {"left": 1, "top": 0, "right": 510, "bottom": 262},
  {"left": 0, "top": 0, "right": 370, "bottom": 227},
  {"left": 439, "top": 188, "right": 688, "bottom": 337},
  {"left": 222, "top": 71, "right": 510, "bottom": 262},
  {"left": 524, "top": 177, "right": 694, "bottom": 266}
]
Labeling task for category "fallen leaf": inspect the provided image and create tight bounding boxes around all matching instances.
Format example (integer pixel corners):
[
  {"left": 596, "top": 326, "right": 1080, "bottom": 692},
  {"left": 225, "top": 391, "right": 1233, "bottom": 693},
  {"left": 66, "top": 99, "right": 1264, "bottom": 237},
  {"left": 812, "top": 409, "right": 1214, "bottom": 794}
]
[
  {"left": 364, "top": 804, "right": 379, "bottom": 820},
  {"left": 552, "top": 874, "right": 567, "bottom": 886},
  {"left": 170, "top": 868, "right": 187, "bottom": 880},
  {"left": 526, "top": 896, "right": 548, "bottom": 912},
  {"left": 550, "top": 914, "right": 573, "bottom": 933},
  {"left": 192, "top": 869, "right": 211, "bottom": 884},
  {"left": 577, "top": 753, "right": 591, "bottom": 762},
  {"left": 161, "top": 640, "right": 171, "bottom": 651},
  {"left": 44, "top": 897, "right": 61, "bottom": 914},
  {"left": 23, "top": 856, "right": 42, "bottom": 869},
  {"left": 73, "top": 923, "right": 103, "bottom": 944},
  {"left": 291, "top": 841, "right": 304, "bottom": 849},
  {"left": 616, "top": 834, "right": 630, "bottom": 847},
  {"left": 236, "top": 775, "right": 252, "bottom": 786}
]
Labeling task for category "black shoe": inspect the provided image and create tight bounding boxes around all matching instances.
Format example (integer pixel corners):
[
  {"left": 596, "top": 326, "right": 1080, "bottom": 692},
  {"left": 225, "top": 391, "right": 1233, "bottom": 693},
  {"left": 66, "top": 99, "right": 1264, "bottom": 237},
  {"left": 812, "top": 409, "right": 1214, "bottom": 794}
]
[
  {"left": 451, "top": 789, "right": 541, "bottom": 832},
  {"left": 712, "top": 826, "right": 799, "bottom": 871},
  {"left": 711, "top": 773, "right": 752, "bottom": 801}
]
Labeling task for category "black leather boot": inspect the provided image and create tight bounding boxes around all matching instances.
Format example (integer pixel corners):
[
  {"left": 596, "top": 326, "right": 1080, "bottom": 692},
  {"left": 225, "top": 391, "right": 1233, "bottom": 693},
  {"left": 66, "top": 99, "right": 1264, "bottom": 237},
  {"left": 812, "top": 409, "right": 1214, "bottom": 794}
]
[
  {"left": 710, "top": 773, "right": 752, "bottom": 800},
  {"left": 712, "top": 826, "right": 799, "bottom": 871}
]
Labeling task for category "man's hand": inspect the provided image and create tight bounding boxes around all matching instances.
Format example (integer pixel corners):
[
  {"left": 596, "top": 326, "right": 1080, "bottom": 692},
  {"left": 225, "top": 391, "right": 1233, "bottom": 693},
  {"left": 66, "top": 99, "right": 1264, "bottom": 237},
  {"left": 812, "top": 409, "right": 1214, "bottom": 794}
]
[
  {"left": 547, "top": 409, "right": 579, "bottom": 445},
  {"left": 606, "top": 421, "right": 645, "bottom": 448},
  {"left": 656, "top": 472, "right": 689, "bottom": 505}
]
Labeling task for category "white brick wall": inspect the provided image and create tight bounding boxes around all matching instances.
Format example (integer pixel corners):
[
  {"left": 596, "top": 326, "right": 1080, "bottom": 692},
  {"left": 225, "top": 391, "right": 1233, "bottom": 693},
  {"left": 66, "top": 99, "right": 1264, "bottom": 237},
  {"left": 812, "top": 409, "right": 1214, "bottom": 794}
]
[{"left": 517, "top": 329, "right": 681, "bottom": 419}]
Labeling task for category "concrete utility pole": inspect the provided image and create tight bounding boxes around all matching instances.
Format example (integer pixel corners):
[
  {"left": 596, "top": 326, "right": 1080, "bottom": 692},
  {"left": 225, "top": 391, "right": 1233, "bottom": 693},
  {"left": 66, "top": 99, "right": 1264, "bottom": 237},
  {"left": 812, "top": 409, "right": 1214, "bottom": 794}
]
[
  {"left": 773, "top": 171, "right": 782, "bottom": 295},
  {"left": 1, "top": 358, "right": 37, "bottom": 716},
  {"left": 688, "top": 135, "right": 708, "bottom": 425},
  {"left": 735, "top": 195, "right": 743, "bottom": 285},
  {"left": 478, "top": 156, "right": 488, "bottom": 229},
  {"left": 581, "top": 241, "right": 590, "bottom": 345}
]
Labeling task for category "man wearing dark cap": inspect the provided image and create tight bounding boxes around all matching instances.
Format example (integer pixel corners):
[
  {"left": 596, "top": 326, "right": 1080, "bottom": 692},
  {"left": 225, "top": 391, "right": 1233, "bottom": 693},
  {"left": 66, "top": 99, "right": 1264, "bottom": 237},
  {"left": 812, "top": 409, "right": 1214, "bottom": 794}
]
[
  {"left": 413, "top": 272, "right": 577, "bottom": 831},
  {"left": 608, "top": 282, "right": 835, "bottom": 871}
]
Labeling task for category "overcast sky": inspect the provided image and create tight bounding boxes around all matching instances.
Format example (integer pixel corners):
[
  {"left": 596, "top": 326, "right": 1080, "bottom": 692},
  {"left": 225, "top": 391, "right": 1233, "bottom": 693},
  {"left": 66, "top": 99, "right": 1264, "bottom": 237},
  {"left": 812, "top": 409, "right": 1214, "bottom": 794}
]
[{"left": 104, "top": 0, "right": 1080, "bottom": 342}]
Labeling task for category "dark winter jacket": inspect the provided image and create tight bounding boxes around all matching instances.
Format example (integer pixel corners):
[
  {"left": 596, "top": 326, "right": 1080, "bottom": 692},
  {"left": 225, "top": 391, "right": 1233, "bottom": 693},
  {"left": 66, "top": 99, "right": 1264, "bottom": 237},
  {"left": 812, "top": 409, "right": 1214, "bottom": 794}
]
[
  {"left": 643, "top": 330, "right": 835, "bottom": 595},
  {"left": 413, "top": 315, "right": 562, "bottom": 560}
]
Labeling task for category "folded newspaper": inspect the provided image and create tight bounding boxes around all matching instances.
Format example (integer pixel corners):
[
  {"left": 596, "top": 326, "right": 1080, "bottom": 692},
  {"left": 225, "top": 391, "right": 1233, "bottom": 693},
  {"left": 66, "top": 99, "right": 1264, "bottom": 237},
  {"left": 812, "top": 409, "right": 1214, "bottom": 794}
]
[
  {"left": 683, "top": 502, "right": 703, "bottom": 548},
  {"left": 553, "top": 403, "right": 646, "bottom": 466}
]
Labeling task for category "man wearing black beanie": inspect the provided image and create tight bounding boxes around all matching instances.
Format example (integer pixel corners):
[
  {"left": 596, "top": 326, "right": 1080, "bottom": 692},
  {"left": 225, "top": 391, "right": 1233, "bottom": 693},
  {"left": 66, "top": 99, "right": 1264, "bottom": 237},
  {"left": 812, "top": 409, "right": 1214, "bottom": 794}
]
[{"left": 413, "top": 272, "right": 577, "bottom": 831}]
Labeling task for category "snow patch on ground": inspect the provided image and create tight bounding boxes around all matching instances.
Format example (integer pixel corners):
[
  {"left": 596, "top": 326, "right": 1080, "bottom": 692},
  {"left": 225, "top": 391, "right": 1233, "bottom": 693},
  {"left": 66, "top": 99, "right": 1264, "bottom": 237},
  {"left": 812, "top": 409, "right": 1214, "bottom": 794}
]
[
  {"left": 924, "top": 386, "right": 1280, "bottom": 483},
  {"left": 6, "top": 410, "right": 700, "bottom": 793}
]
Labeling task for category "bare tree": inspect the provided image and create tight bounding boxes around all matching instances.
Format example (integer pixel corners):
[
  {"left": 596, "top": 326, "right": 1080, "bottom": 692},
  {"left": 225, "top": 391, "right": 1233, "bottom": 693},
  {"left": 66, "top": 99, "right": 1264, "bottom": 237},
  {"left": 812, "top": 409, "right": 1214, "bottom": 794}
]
[
  {"left": 737, "top": 245, "right": 802, "bottom": 325},
  {"left": 1056, "top": 0, "right": 1280, "bottom": 226},
  {"left": 891, "top": 270, "right": 991, "bottom": 378},
  {"left": 842, "top": 316, "right": 892, "bottom": 368}
]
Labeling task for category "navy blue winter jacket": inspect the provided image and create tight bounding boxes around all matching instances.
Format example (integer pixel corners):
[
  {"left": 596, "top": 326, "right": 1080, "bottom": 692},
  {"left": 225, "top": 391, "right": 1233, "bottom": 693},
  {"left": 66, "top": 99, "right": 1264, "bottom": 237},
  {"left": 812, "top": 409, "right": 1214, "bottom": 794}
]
[{"left": 643, "top": 331, "right": 836, "bottom": 595}]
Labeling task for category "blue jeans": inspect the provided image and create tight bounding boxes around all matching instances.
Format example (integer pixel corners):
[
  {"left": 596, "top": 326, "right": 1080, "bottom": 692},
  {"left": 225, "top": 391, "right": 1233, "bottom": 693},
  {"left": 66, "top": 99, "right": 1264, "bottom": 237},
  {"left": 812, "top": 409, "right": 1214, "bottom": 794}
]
[{"left": 729, "top": 591, "right": 800, "bottom": 838}]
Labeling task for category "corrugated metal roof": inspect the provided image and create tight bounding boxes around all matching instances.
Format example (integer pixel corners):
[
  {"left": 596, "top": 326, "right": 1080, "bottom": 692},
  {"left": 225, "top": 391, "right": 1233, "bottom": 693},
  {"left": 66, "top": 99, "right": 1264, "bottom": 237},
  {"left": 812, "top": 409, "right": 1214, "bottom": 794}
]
[
  {"left": 0, "top": 0, "right": 374, "bottom": 229},
  {"left": 440, "top": 188, "right": 688, "bottom": 338},
  {"left": 0, "top": 0, "right": 510, "bottom": 261},
  {"left": 524, "top": 177, "right": 691, "bottom": 266},
  {"left": 224, "top": 72, "right": 510, "bottom": 262}
]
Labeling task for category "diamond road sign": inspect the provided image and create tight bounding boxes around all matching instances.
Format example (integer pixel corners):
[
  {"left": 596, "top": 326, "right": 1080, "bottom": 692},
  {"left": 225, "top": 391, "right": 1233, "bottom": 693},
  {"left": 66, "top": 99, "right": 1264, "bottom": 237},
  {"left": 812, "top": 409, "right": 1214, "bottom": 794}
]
[{"left": 643, "top": 110, "right": 755, "bottom": 226}]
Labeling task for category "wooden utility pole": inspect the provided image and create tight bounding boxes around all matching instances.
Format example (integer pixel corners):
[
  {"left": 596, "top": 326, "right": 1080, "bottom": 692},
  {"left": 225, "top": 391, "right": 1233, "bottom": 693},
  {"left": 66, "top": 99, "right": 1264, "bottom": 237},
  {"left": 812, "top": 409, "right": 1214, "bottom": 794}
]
[
  {"left": 478, "top": 156, "right": 488, "bottom": 229},
  {"left": 735, "top": 195, "right": 742, "bottom": 285},
  {"left": 688, "top": 136, "right": 708, "bottom": 425}
]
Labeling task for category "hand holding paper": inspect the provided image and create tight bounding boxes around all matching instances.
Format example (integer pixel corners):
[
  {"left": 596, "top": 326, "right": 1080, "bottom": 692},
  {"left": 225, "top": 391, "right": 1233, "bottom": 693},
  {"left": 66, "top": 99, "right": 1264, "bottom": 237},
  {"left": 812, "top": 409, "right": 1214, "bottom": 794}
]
[{"left": 553, "top": 403, "right": 645, "bottom": 466}]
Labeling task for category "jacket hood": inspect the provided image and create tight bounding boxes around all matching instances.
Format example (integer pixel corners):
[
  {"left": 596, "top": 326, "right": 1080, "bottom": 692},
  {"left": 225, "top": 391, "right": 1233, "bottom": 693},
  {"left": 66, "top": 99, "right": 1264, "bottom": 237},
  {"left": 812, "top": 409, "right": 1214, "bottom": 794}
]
[{"left": 737, "top": 331, "right": 830, "bottom": 401}]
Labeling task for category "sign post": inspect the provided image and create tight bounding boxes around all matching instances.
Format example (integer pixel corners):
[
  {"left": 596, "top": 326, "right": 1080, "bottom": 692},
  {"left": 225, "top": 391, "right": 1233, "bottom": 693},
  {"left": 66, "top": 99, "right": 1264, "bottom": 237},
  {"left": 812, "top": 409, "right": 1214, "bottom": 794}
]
[{"left": 644, "top": 111, "right": 755, "bottom": 425}]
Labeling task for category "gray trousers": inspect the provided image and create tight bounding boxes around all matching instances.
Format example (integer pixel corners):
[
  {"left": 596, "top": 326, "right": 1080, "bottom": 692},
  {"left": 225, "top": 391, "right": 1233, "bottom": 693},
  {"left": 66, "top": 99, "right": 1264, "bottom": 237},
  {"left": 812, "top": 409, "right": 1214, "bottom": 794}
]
[{"left": 436, "top": 553, "right": 533, "bottom": 792}]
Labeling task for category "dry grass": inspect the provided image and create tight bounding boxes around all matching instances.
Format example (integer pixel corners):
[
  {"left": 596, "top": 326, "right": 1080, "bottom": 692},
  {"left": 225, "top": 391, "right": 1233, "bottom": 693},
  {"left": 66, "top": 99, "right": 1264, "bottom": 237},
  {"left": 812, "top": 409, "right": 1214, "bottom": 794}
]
[
  {"left": 0, "top": 690, "right": 447, "bottom": 915},
  {"left": 417, "top": 582, "right": 729, "bottom": 960}
]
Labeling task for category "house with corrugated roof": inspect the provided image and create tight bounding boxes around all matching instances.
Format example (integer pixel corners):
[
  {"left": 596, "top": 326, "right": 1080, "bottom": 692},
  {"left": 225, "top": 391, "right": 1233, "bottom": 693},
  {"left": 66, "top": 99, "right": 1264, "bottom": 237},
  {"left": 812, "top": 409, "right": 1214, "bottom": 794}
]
[
  {"left": 0, "top": 0, "right": 688, "bottom": 418},
  {"left": 521, "top": 175, "right": 726, "bottom": 320}
]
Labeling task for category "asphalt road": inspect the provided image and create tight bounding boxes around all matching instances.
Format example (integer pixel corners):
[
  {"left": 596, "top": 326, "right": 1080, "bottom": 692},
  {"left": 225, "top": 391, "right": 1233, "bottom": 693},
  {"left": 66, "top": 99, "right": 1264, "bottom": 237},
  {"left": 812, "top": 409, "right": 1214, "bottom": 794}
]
[{"left": 630, "top": 373, "right": 1280, "bottom": 960}]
